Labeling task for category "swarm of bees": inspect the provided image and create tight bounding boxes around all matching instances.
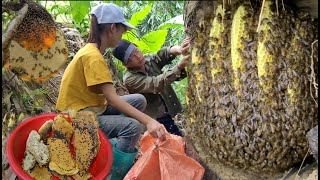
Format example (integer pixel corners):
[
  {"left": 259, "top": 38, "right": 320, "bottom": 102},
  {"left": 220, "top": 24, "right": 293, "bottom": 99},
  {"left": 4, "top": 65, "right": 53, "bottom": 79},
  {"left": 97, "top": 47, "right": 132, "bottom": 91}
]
[{"left": 186, "top": 0, "right": 318, "bottom": 177}]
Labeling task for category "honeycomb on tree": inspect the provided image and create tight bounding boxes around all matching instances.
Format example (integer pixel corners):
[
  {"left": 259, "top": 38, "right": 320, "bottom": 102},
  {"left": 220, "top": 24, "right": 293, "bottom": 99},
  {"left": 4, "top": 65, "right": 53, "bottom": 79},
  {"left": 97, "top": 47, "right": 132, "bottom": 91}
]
[
  {"left": 186, "top": 0, "right": 318, "bottom": 178},
  {"left": 3, "top": 1, "right": 68, "bottom": 83}
]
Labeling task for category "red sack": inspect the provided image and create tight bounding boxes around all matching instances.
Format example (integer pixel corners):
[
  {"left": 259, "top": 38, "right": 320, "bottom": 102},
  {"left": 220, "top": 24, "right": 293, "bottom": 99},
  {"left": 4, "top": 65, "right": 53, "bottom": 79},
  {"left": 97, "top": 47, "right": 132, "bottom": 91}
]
[{"left": 124, "top": 132, "right": 205, "bottom": 180}]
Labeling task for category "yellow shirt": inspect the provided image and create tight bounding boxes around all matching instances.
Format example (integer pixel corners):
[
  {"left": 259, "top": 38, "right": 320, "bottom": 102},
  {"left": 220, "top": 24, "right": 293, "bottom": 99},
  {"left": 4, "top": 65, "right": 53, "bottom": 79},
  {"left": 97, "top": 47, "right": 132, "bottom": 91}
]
[{"left": 56, "top": 43, "right": 113, "bottom": 113}]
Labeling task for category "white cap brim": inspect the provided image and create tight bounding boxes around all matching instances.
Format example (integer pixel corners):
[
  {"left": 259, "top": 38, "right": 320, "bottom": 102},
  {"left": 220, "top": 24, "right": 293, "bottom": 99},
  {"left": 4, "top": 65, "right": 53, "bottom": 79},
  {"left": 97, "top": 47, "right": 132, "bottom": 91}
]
[{"left": 121, "top": 21, "right": 136, "bottom": 30}]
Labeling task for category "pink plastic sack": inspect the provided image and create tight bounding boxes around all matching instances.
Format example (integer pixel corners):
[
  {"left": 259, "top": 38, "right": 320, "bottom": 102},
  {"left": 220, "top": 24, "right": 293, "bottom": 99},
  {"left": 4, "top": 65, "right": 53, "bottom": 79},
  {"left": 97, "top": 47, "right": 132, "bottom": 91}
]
[{"left": 124, "top": 132, "right": 204, "bottom": 180}]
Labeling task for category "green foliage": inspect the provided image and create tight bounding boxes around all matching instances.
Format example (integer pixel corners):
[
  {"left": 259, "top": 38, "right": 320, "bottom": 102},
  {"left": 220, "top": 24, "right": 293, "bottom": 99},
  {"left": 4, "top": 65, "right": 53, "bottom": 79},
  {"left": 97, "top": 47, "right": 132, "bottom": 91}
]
[
  {"left": 15, "top": 88, "right": 48, "bottom": 115},
  {"left": 69, "top": 1, "right": 91, "bottom": 23},
  {"left": 172, "top": 77, "right": 187, "bottom": 107},
  {"left": 2, "top": 67, "right": 6, "bottom": 75},
  {"left": 114, "top": 57, "right": 127, "bottom": 80},
  {"left": 45, "top": 1, "right": 91, "bottom": 37},
  {"left": 21, "top": 88, "right": 47, "bottom": 103},
  {"left": 134, "top": 30, "right": 168, "bottom": 54},
  {"left": 69, "top": 1, "right": 91, "bottom": 37},
  {"left": 138, "top": 1, "right": 183, "bottom": 34},
  {"left": 49, "top": 2, "right": 72, "bottom": 22},
  {"left": 2, "top": 11, "right": 14, "bottom": 31},
  {"left": 129, "top": 4, "right": 152, "bottom": 27},
  {"left": 106, "top": 1, "right": 132, "bottom": 9},
  {"left": 159, "top": 23, "right": 184, "bottom": 30},
  {"left": 122, "top": 4, "right": 168, "bottom": 54},
  {"left": 50, "top": 4, "right": 69, "bottom": 18}
]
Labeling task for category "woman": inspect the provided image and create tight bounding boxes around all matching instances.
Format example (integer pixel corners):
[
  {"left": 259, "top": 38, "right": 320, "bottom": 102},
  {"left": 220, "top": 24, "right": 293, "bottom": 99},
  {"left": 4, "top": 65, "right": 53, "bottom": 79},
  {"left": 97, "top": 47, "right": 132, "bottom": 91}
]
[{"left": 56, "top": 3, "right": 166, "bottom": 179}]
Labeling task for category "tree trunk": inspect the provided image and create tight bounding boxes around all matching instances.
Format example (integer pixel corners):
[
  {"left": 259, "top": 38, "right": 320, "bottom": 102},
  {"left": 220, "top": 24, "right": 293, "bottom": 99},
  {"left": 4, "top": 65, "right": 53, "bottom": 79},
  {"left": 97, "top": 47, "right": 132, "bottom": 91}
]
[{"left": 184, "top": 0, "right": 318, "bottom": 179}]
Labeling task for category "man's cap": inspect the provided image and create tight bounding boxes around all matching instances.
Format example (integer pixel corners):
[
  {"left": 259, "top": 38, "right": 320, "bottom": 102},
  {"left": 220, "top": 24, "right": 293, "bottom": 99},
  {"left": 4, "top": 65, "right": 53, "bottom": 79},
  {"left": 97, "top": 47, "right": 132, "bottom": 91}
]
[
  {"left": 112, "top": 40, "right": 137, "bottom": 64},
  {"left": 90, "top": 3, "right": 136, "bottom": 29}
]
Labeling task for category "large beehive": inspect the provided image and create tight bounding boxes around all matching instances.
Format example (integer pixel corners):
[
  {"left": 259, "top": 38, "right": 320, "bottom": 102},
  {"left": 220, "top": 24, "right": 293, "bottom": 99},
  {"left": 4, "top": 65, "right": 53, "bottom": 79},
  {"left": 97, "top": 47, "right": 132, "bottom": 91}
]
[{"left": 185, "top": 0, "right": 318, "bottom": 178}]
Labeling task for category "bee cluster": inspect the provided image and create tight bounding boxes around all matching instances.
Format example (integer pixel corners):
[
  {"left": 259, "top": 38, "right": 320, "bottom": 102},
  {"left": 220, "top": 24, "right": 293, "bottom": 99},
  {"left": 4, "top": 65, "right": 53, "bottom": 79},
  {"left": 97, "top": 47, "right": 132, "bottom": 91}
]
[
  {"left": 186, "top": 0, "right": 318, "bottom": 177},
  {"left": 14, "top": 1, "right": 56, "bottom": 52}
]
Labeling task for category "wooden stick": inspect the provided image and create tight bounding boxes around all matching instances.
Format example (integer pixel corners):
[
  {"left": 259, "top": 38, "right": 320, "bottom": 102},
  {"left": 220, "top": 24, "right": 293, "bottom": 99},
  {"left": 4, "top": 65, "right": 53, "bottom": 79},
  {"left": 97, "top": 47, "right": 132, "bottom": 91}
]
[
  {"left": 2, "top": 74, "right": 17, "bottom": 88},
  {"left": 309, "top": 40, "right": 318, "bottom": 106},
  {"left": 294, "top": 148, "right": 310, "bottom": 180},
  {"left": 2, "top": 3, "right": 28, "bottom": 67},
  {"left": 280, "top": 167, "right": 294, "bottom": 180},
  {"left": 222, "top": 0, "right": 225, "bottom": 25},
  {"left": 281, "top": 0, "right": 285, "bottom": 11},
  {"left": 256, "top": 0, "right": 266, "bottom": 32},
  {"left": 276, "top": 0, "right": 279, "bottom": 16},
  {"left": 223, "top": 0, "right": 225, "bottom": 12}
]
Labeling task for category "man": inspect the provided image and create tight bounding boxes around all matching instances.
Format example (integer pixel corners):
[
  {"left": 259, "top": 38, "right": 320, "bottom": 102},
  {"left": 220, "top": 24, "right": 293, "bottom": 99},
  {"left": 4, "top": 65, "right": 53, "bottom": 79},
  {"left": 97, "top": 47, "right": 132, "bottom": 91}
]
[{"left": 112, "top": 38, "right": 190, "bottom": 136}]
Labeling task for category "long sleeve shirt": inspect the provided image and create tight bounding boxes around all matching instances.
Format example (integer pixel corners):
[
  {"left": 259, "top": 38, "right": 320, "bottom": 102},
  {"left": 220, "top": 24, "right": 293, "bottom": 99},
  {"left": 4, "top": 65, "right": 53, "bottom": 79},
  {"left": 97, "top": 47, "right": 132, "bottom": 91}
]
[{"left": 123, "top": 47, "right": 187, "bottom": 119}]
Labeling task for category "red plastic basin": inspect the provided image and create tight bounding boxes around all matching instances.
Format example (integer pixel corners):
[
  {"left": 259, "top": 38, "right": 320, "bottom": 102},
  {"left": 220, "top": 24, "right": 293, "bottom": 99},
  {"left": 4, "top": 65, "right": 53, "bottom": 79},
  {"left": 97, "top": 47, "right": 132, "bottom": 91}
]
[{"left": 6, "top": 113, "right": 113, "bottom": 180}]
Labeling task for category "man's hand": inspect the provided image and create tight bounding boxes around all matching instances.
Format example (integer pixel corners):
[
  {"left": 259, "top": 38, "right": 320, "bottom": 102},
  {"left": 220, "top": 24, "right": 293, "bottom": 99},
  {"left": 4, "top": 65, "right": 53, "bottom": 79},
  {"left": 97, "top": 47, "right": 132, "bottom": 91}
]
[
  {"left": 146, "top": 119, "right": 166, "bottom": 141},
  {"left": 177, "top": 54, "right": 190, "bottom": 70},
  {"left": 169, "top": 37, "right": 191, "bottom": 56},
  {"left": 181, "top": 36, "right": 190, "bottom": 56}
]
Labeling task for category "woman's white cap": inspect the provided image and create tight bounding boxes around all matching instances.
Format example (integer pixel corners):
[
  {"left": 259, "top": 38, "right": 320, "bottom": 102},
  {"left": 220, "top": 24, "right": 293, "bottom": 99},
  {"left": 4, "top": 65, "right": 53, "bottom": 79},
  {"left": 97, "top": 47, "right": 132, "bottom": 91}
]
[{"left": 90, "top": 3, "right": 136, "bottom": 29}]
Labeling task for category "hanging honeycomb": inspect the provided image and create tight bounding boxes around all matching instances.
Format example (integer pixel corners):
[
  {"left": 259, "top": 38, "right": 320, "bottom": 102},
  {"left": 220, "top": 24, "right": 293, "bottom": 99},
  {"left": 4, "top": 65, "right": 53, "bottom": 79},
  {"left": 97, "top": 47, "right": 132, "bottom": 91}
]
[{"left": 2, "top": 1, "right": 68, "bottom": 83}]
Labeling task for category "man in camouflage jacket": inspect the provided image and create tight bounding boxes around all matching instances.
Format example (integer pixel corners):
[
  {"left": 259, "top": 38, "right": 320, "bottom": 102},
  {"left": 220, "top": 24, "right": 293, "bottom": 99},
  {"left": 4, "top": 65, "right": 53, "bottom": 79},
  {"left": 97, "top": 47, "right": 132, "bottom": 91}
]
[{"left": 112, "top": 38, "right": 190, "bottom": 136}]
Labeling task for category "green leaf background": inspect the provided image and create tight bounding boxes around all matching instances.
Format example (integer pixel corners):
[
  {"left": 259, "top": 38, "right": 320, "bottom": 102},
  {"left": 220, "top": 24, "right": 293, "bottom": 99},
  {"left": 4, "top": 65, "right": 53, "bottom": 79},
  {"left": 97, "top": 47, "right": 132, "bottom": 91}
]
[
  {"left": 135, "top": 30, "right": 168, "bottom": 54},
  {"left": 69, "top": 1, "right": 91, "bottom": 23}
]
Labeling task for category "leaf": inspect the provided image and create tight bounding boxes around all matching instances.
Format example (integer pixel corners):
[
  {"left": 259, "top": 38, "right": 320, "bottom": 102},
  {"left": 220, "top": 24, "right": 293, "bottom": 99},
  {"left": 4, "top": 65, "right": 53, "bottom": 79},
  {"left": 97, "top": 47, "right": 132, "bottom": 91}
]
[
  {"left": 35, "top": 99, "right": 44, "bottom": 106},
  {"left": 136, "top": 30, "right": 168, "bottom": 53},
  {"left": 17, "top": 113, "right": 25, "bottom": 123},
  {"left": 69, "top": 1, "right": 91, "bottom": 23},
  {"left": 129, "top": 4, "right": 152, "bottom": 27},
  {"left": 159, "top": 23, "right": 184, "bottom": 30},
  {"left": 123, "top": 29, "right": 138, "bottom": 42},
  {"left": 50, "top": 4, "right": 59, "bottom": 12},
  {"left": 8, "top": 113, "right": 16, "bottom": 128}
]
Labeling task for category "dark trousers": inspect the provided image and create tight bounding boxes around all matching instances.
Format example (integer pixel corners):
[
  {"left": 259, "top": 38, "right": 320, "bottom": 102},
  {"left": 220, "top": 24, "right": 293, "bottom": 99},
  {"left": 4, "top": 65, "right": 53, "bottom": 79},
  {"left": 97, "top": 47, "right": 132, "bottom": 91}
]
[{"left": 157, "top": 114, "right": 182, "bottom": 136}]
